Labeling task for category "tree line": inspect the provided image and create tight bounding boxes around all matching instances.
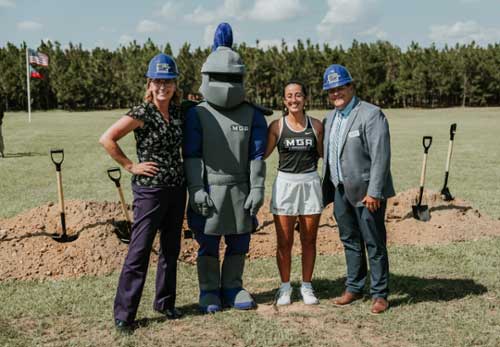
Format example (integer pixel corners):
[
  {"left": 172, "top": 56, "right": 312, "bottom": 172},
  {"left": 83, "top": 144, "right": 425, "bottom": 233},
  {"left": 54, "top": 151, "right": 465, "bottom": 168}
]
[{"left": 1, "top": 39, "right": 499, "bottom": 111}]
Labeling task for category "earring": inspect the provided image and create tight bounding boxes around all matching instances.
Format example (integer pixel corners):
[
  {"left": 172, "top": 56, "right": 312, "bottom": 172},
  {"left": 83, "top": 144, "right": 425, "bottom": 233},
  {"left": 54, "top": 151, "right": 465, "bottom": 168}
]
[{"left": 283, "top": 106, "right": 288, "bottom": 116}]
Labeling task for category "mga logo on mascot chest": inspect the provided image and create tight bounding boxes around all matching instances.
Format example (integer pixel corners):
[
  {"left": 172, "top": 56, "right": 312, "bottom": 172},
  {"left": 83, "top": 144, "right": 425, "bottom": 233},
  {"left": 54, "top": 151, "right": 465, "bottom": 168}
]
[{"left": 231, "top": 125, "right": 249, "bottom": 132}]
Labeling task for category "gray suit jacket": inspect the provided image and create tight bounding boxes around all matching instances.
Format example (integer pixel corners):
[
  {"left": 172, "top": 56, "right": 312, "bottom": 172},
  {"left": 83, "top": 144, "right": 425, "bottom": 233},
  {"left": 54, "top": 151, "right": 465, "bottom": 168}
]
[{"left": 321, "top": 98, "right": 395, "bottom": 207}]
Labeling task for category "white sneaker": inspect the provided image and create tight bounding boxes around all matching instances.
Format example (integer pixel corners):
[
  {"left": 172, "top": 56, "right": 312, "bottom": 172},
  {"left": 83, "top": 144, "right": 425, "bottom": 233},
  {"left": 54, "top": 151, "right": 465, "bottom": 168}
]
[
  {"left": 276, "top": 286, "right": 293, "bottom": 306},
  {"left": 300, "top": 285, "right": 319, "bottom": 305}
]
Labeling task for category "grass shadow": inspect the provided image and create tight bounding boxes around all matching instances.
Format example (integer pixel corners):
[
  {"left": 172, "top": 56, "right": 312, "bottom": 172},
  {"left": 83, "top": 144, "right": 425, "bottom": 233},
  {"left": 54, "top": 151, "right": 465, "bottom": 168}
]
[
  {"left": 389, "top": 274, "right": 487, "bottom": 307},
  {"left": 252, "top": 274, "right": 487, "bottom": 307},
  {"left": 134, "top": 303, "right": 202, "bottom": 327},
  {"left": 252, "top": 277, "right": 345, "bottom": 305},
  {"left": 2, "top": 152, "right": 45, "bottom": 158}
]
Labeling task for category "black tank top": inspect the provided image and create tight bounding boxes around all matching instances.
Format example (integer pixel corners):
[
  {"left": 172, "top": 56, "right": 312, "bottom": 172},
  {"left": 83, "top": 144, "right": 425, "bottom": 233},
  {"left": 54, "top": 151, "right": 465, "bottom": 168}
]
[{"left": 277, "top": 115, "right": 319, "bottom": 173}]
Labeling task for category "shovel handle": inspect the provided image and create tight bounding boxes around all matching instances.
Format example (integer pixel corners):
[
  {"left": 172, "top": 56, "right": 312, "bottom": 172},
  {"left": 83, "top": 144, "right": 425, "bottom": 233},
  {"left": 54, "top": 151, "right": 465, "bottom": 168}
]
[
  {"left": 444, "top": 124, "right": 457, "bottom": 173},
  {"left": 419, "top": 136, "right": 432, "bottom": 189},
  {"left": 449, "top": 123, "right": 457, "bottom": 141},
  {"left": 107, "top": 167, "right": 122, "bottom": 187},
  {"left": 422, "top": 136, "right": 432, "bottom": 153},
  {"left": 107, "top": 167, "right": 130, "bottom": 223},
  {"left": 56, "top": 171, "right": 65, "bottom": 214},
  {"left": 117, "top": 186, "right": 131, "bottom": 223},
  {"left": 420, "top": 152, "right": 429, "bottom": 188},
  {"left": 50, "top": 149, "right": 64, "bottom": 170}
]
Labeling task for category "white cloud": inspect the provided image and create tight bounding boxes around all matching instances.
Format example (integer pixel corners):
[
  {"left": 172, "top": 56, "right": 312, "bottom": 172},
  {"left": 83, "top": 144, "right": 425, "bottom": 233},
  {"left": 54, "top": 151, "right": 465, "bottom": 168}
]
[
  {"left": 203, "top": 24, "right": 217, "bottom": 47},
  {"left": 429, "top": 20, "right": 500, "bottom": 44},
  {"left": 136, "top": 19, "right": 162, "bottom": 33},
  {"left": 95, "top": 40, "right": 106, "bottom": 48},
  {"left": 158, "top": 1, "right": 182, "bottom": 19},
  {"left": 0, "top": 0, "right": 15, "bottom": 8},
  {"left": 184, "top": 0, "right": 243, "bottom": 25},
  {"left": 185, "top": 0, "right": 301, "bottom": 24},
  {"left": 119, "top": 34, "right": 134, "bottom": 45},
  {"left": 316, "top": 0, "right": 380, "bottom": 45},
  {"left": 248, "top": 0, "right": 303, "bottom": 21},
  {"left": 17, "top": 20, "right": 42, "bottom": 31},
  {"left": 358, "top": 26, "right": 388, "bottom": 40}
]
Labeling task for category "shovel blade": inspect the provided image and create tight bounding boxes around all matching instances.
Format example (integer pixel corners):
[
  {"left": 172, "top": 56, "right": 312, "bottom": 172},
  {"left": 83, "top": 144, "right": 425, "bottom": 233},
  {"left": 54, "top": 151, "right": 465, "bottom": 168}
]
[
  {"left": 412, "top": 205, "right": 430, "bottom": 221},
  {"left": 51, "top": 232, "right": 79, "bottom": 243},
  {"left": 440, "top": 187, "right": 454, "bottom": 201},
  {"left": 112, "top": 220, "right": 131, "bottom": 244}
]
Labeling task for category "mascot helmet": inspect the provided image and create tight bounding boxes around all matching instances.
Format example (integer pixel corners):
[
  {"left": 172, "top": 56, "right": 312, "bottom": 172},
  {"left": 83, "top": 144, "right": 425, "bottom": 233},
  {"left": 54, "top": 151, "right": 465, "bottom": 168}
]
[{"left": 200, "top": 23, "right": 245, "bottom": 109}]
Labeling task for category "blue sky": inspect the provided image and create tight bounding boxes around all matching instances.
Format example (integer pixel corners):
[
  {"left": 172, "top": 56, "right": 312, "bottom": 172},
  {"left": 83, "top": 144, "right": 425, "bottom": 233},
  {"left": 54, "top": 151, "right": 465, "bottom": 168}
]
[{"left": 1, "top": 0, "right": 499, "bottom": 53}]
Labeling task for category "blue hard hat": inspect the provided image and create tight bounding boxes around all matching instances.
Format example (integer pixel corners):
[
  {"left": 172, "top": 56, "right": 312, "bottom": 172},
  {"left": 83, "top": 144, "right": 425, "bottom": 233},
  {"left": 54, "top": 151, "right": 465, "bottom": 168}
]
[
  {"left": 145, "top": 53, "right": 179, "bottom": 79},
  {"left": 322, "top": 64, "right": 353, "bottom": 90}
]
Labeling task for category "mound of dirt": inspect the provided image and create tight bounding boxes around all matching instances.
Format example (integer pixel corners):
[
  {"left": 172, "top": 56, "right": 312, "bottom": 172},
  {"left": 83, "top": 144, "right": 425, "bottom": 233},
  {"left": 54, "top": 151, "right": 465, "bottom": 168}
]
[{"left": 0, "top": 189, "right": 499, "bottom": 281}]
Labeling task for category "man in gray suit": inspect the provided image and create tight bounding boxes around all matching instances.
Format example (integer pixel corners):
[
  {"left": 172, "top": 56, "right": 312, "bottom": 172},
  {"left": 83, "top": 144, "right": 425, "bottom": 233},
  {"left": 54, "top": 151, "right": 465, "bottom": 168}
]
[{"left": 321, "top": 64, "right": 395, "bottom": 314}]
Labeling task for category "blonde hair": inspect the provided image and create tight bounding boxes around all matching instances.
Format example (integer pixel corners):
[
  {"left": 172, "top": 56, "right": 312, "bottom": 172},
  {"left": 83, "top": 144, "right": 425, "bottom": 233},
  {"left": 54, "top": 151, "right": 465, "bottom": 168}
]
[{"left": 143, "top": 79, "right": 182, "bottom": 107}]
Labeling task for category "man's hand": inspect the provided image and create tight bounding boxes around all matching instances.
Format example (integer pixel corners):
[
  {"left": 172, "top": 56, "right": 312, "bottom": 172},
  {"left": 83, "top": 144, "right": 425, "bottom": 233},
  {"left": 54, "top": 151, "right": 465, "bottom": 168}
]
[{"left": 362, "top": 195, "right": 381, "bottom": 213}]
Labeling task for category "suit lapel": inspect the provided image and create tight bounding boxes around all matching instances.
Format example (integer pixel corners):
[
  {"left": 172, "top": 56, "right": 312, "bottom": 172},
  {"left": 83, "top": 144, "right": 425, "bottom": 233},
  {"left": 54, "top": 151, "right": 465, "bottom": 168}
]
[{"left": 339, "top": 100, "right": 361, "bottom": 156}]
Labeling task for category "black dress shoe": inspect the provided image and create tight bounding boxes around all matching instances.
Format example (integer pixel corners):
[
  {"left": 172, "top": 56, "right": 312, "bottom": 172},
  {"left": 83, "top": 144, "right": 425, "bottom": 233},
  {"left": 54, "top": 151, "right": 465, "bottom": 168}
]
[
  {"left": 115, "top": 319, "right": 133, "bottom": 334},
  {"left": 157, "top": 307, "right": 183, "bottom": 320}
]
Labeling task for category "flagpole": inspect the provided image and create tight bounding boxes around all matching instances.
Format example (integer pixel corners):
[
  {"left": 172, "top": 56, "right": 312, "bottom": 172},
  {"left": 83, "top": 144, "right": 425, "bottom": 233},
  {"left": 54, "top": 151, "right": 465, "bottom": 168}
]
[{"left": 26, "top": 47, "right": 31, "bottom": 123}]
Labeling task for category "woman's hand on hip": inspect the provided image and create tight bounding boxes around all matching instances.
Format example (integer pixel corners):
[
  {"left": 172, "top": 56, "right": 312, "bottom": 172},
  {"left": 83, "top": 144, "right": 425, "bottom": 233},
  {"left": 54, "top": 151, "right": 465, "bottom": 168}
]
[{"left": 128, "top": 162, "right": 159, "bottom": 177}]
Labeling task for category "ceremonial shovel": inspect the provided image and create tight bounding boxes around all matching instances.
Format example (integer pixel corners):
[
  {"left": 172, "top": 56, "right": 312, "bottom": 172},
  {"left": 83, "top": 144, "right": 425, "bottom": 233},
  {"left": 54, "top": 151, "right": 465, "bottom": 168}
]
[
  {"left": 50, "top": 149, "right": 78, "bottom": 242},
  {"left": 440, "top": 123, "right": 457, "bottom": 201},
  {"left": 107, "top": 167, "right": 131, "bottom": 244},
  {"left": 412, "top": 136, "right": 432, "bottom": 221}
]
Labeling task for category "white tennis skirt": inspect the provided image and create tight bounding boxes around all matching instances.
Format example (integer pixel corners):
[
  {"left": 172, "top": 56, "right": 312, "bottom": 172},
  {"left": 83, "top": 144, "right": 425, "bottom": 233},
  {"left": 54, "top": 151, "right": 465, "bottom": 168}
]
[{"left": 271, "top": 171, "right": 323, "bottom": 216}]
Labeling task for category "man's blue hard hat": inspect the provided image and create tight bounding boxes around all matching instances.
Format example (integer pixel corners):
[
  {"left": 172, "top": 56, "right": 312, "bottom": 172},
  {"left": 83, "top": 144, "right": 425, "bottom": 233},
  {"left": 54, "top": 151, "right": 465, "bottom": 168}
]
[
  {"left": 145, "top": 53, "right": 179, "bottom": 79},
  {"left": 322, "top": 64, "right": 353, "bottom": 90}
]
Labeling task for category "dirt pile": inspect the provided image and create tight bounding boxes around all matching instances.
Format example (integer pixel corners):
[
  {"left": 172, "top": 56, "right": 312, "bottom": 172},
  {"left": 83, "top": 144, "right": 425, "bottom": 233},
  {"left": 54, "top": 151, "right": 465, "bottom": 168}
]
[{"left": 1, "top": 189, "right": 499, "bottom": 281}]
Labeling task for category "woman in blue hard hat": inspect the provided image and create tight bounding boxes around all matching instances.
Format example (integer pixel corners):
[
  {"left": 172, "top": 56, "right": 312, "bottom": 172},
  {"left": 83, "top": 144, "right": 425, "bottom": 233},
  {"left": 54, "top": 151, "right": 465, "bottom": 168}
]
[
  {"left": 264, "top": 80, "right": 324, "bottom": 306},
  {"left": 100, "top": 53, "right": 186, "bottom": 332}
]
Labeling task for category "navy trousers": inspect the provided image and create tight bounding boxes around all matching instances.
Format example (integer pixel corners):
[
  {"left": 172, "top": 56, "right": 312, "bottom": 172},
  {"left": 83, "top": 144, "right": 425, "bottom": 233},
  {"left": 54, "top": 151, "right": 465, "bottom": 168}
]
[
  {"left": 333, "top": 184, "right": 389, "bottom": 298},
  {"left": 194, "top": 232, "right": 251, "bottom": 258},
  {"left": 114, "top": 184, "right": 186, "bottom": 323}
]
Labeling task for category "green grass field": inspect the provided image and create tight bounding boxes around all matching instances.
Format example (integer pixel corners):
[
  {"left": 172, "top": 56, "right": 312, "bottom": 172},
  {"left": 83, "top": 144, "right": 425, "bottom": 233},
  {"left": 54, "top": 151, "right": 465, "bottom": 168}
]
[
  {"left": 1, "top": 108, "right": 500, "bottom": 346},
  {"left": 1, "top": 107, "right": 500, "bottom": 219},
  {"left": 0, "top": 239, "right": 499, "bottom": 346}
]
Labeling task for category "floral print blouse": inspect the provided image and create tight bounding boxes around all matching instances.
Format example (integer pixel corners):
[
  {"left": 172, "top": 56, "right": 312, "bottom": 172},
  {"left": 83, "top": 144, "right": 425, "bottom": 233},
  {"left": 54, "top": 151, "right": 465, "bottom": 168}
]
[{"left": 126, "top": 102, "right": 185, "bottom": 187}]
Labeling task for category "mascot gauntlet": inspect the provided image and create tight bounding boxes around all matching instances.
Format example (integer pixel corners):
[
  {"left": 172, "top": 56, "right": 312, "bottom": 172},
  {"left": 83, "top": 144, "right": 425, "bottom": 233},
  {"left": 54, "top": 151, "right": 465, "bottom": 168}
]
[
  {"left": 244, "top": 160, "right": 266, "bottom": 216},
  {"left": 185, "top": 158, "right": 214, "bottom": 217}
]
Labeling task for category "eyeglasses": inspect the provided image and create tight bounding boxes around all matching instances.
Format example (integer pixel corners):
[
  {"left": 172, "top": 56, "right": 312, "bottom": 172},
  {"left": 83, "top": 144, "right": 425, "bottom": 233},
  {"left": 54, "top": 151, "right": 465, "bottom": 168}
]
[
  {"left": 285, "top": 93, "right": 305, "bottom": 100},
  {"left": 150, "top": 79, "right": 175, "bottom": 87}
]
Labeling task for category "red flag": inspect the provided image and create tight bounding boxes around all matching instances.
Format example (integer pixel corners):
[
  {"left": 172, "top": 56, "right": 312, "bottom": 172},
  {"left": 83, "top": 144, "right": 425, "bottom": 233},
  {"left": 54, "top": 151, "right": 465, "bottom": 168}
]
[
  {"left": 28, "top": 48, "right": 49, "bottom": 67},
  {"left": 30, "top": 66, "right": 43, "bottom": 79}
]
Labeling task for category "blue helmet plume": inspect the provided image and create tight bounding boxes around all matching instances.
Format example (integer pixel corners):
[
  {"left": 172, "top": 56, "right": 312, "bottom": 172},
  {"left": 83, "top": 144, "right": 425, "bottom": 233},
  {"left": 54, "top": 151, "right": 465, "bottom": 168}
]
[{"left": 212, "top": 22, "right": 233, "bottom": 51}]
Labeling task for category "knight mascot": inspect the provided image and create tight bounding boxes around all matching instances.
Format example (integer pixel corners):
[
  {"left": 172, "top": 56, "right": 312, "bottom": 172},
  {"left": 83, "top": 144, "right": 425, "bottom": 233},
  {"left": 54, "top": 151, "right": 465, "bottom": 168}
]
[{"left": 183, "top": 23, "right": 268, "bottom": 313}]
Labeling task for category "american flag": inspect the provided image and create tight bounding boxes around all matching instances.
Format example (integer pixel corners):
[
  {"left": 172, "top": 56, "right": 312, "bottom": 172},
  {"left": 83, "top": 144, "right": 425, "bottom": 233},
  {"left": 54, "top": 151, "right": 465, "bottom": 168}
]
[{"left": 28, "top": 49, "right": 49, "bottom": 67}]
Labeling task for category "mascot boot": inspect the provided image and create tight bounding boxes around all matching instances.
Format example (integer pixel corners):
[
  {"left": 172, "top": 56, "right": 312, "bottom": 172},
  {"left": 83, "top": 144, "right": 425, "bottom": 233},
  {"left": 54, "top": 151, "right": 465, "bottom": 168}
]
[
  {"left": 221, "top": 254, "right": 256, "bottom": 310},
  {"left": 197, "top": 256, "right": 222, "bottom": 313}
]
